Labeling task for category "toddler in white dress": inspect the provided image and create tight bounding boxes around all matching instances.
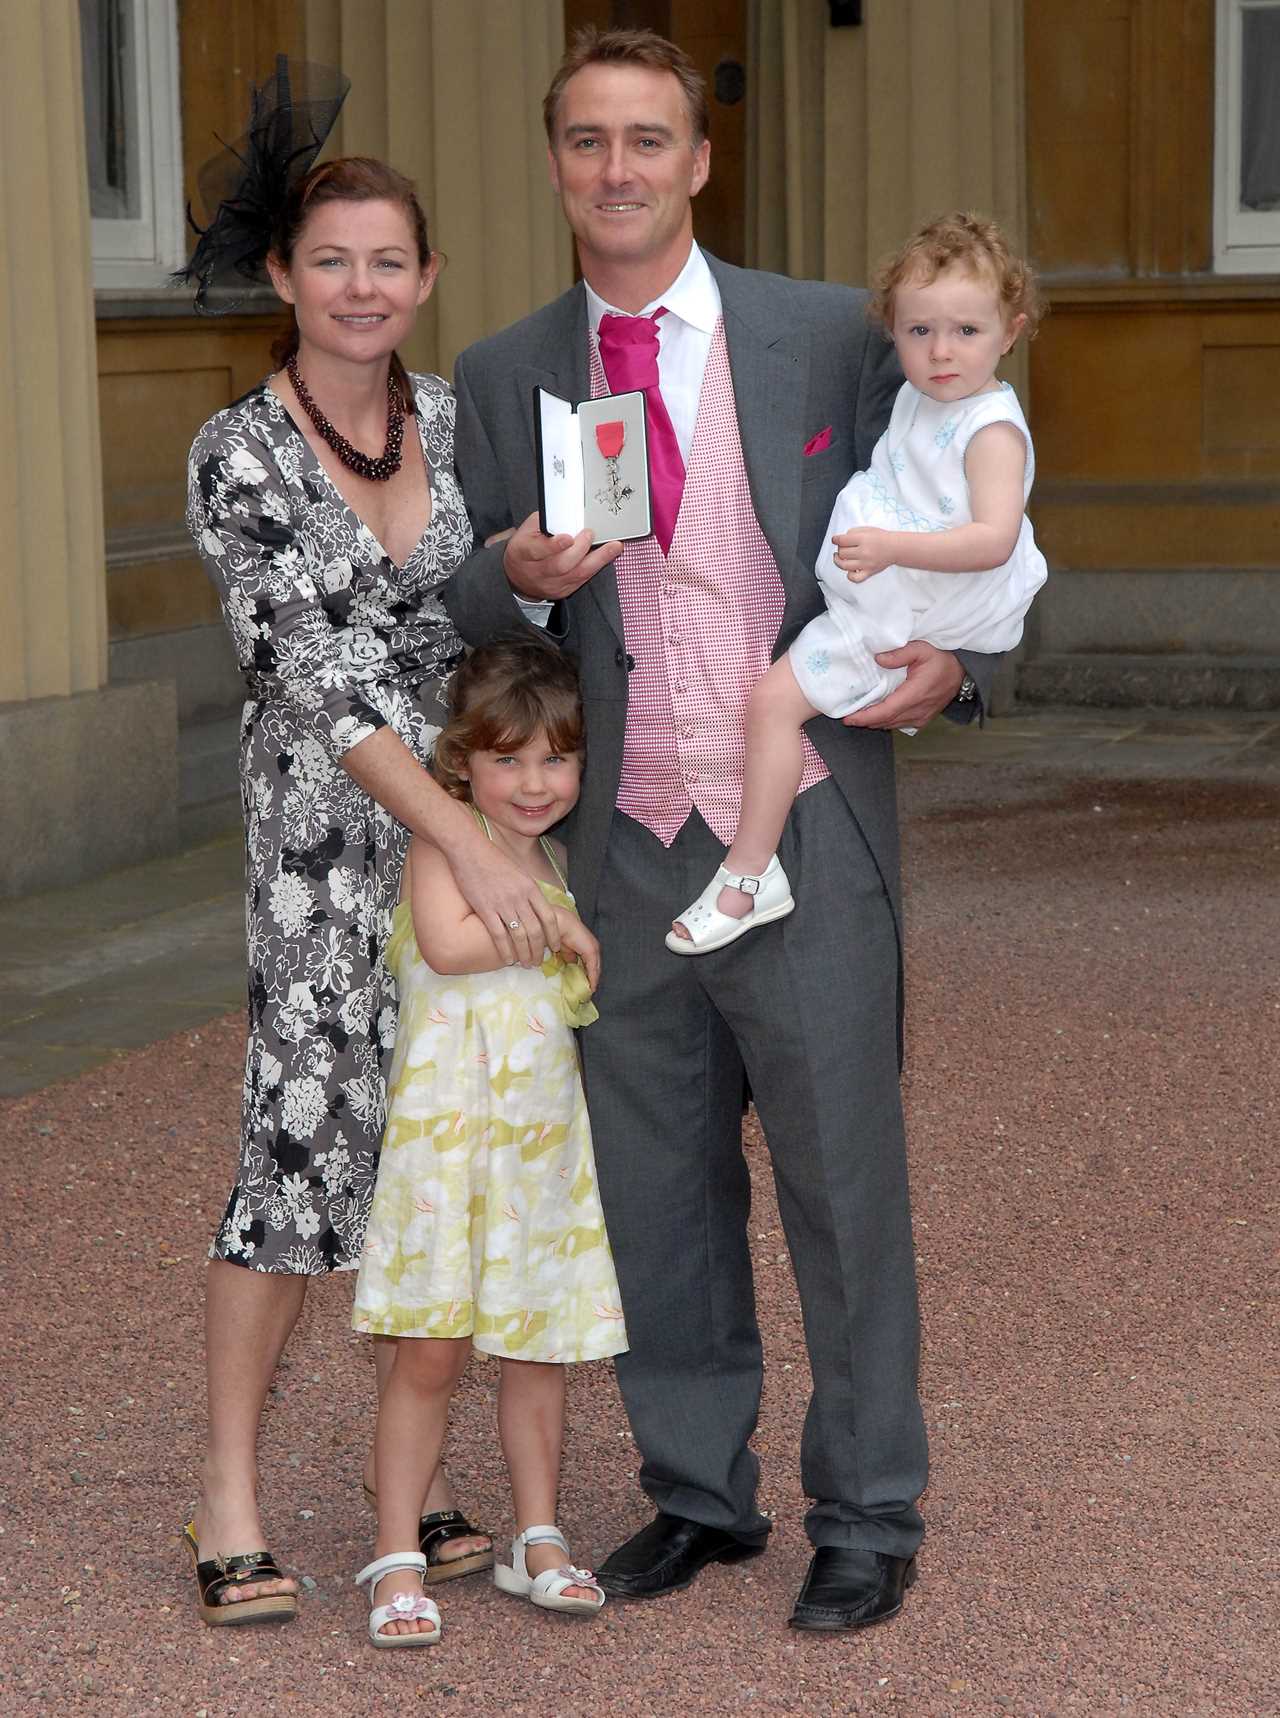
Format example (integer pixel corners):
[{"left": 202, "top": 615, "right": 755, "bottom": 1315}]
[{"left": 669, "top": 212, "right": 1048, "bottom": 953}]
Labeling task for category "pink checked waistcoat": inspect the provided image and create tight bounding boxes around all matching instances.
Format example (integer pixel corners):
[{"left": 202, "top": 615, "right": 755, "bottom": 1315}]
[{"left": 589, "top": 318, "right": 828, "bottom": 846}]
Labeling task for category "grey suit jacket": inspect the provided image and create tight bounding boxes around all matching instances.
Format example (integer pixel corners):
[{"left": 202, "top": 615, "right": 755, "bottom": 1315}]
[{"left": 443, "top": 252, "right": 992, "bottom": 928}]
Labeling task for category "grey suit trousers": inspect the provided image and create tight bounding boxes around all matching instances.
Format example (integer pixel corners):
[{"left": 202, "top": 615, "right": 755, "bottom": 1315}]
[{"left": 582, "top": 781, "right": 927, "bottom": 1557}]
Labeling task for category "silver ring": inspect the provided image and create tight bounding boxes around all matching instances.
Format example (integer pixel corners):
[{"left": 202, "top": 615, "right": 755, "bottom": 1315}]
[{"left": 507, "top": 919, "right": 521, "bottom": 931}]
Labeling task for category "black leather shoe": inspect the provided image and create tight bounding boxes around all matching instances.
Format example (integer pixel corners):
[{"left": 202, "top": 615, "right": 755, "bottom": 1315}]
[
  {"left": 788, "top": 1547, "right": 918, "bottom": 1631},
  {"left": 596, "top": 1513, "right": 768, "bottom": 1599}
]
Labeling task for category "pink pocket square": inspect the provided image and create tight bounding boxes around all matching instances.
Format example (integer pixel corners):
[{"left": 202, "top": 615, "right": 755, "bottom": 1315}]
[{"left": 803, "top": 425, "right": 833, "bottom": 457}]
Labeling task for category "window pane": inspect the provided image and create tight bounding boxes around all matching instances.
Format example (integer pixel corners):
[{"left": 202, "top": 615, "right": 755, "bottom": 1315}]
[
  {"left": 1241, "top": 4, "right": 1280, "bottom": 211},
  {"left": 80, "top": 0, "right": 141, "bottom": 221}
]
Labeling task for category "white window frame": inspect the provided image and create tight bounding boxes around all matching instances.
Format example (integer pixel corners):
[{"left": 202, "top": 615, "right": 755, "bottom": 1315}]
[
  {"left": 86, "top": 0, "right": 184, "bottom": 289},
  {"left": 1215, "top": 0, "right": 1280, "bottom": 273}
]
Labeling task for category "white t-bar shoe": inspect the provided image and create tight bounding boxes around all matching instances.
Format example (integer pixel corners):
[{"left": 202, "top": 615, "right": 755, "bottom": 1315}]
[{"left": 666, "top": 855, "right": 795, "bottom": 955}]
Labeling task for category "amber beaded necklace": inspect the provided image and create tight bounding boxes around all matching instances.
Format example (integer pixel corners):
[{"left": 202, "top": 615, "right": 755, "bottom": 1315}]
[{"left": 286, "top": 356, "right": 405, "bottom": 482}]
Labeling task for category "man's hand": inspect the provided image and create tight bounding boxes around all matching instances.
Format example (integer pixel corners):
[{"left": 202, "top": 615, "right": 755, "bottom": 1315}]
[
  {"left": 842, "top": 641, "right": 966, "bottom": 730},
  {"left": 503, "top": 511, "right": 622, "bottom": 602},
  {"left": 832, "top": 525, "right": 896, "bottom": 582}
]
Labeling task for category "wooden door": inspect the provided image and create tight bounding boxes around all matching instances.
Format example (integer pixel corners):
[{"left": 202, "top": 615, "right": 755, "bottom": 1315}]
[{"left": 563, "top": 0, "right": 747, "bottom": 265}]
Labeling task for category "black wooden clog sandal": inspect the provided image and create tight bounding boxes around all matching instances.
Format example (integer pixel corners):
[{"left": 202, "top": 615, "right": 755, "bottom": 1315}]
[
  {"left": 182, "top": 1522, "right": 299, "bottom": 1626},
  {"left": 361, "top": 1487, "right": 494, "bottom": 1583},
  {"left": 418, "top": 1509, "right": 495, "bottom": 1584}
]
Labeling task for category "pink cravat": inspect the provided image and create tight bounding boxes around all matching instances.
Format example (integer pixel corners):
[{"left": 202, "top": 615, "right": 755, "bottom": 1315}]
[{"left": 596, "top": 309, "right": 686, "bottom": 555}]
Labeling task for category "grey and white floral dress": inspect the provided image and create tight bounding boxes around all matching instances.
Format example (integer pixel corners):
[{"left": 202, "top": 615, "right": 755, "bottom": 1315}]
[{"left": 187, "top": 373, "right": 472, "bottom": 1273}]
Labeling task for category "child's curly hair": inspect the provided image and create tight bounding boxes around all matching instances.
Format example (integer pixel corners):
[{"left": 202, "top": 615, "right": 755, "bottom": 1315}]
[
  {"left": 870, "top": 211, "right": 1044, "bottom": 339},
  {"left": 434, "top": 635, "right": 585, "bottom": 802}
]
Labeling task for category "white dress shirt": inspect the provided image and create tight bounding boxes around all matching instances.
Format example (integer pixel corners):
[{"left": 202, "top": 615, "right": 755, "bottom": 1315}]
[{"left": 585, "top": 242, "right": 721, "bottom": 463}]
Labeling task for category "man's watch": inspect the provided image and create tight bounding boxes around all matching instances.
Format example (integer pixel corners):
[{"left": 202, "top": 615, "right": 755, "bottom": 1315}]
[{"left": 955, "top": 674, "right": 977, "bottom": 703}]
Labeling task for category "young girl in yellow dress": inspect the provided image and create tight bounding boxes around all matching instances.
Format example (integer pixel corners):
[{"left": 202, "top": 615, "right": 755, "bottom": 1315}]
[{"left": 351, "top": 636, "right": 626, "bottom": 1647}]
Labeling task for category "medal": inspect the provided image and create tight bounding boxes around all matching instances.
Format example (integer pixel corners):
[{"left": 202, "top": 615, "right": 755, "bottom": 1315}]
[{"left": 594, "top": 418, "right": 633, "bottom": 516}]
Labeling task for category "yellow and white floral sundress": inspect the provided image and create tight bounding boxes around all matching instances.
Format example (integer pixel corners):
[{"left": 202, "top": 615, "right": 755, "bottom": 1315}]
[{"left": 352, "top": 820, "right": 627, "bottom": 1363}]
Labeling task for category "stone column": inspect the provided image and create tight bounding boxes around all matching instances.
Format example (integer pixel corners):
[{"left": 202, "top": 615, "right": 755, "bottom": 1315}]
[
  {"left": 746, "top": 0, "right": 827, "bottom": 281},
  {"left": 0, "top": 0, "right": 107, "bottom": 703},
  {"left": 305, "top": 0, "right": 573, "bottom": 378},
  {"left": 854, "top": 2, "right": 1026, "bottom": 341},
  {"left": 746, "top": 0, "right": 1027, "bottom": 713},
  {"left": 748, "top": 0, "right": 1027, "bottom": 388},
  {"left": 0, "top": 1, "right": 177, "bottom": 895}
]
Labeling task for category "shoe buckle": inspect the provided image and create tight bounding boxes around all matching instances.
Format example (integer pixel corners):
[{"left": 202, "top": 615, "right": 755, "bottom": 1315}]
[{"left": 731, "top": 874, "right": 761, "bottom": 897}]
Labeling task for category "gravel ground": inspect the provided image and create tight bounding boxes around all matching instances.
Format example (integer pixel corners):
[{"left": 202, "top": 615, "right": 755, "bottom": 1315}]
[{"left": 1, "top": 763, "right": 1276, "bottom": 1716}]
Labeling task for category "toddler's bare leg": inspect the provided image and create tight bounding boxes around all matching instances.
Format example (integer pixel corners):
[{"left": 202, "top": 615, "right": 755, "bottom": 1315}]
[{"left": 670, "top": 656, "right": 819, "bottom": 939}]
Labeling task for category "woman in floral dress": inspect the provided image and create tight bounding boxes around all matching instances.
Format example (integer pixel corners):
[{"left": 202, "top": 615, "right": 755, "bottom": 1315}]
[{"left": 182, "top": 156, "right": 562, "bottom": 1625}]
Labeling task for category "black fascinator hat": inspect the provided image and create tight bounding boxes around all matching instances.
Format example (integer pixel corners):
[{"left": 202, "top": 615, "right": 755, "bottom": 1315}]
[{"left": 174, "top": 55, "right": 350, "bottom": 313}]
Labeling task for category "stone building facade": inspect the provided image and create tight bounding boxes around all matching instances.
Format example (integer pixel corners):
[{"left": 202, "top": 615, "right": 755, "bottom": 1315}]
[{"left": 1, "top": 0, "right": 1275, "bottom": 896}]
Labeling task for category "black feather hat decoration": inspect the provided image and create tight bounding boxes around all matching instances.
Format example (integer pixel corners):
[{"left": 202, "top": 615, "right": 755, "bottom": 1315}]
[{"left": 174, "top": 55, "right": 351, "bottom": 313}]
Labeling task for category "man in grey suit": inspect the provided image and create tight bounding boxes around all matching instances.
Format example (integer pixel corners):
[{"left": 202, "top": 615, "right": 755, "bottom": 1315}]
[{"left": 444, "top": 28, "right": 992, "bottom": 1630}]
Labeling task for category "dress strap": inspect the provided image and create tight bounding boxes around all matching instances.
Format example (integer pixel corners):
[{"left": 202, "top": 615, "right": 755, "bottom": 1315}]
[
  {"left": 539, "top": 836, "right": 569, "bottom": 892},
  {"left": 470, "top": 806, "right": 567, "bottom": 893}
]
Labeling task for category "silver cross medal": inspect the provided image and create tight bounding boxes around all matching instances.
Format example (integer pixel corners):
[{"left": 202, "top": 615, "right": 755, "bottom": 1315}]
[{"left": 593, "top": 418, "right": 632, "bottom": 515}]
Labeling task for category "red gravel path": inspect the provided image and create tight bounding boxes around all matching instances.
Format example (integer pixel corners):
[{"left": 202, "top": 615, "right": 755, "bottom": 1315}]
[{"left": 2, "top": 765, "right": 1277, "bottom": 1716}]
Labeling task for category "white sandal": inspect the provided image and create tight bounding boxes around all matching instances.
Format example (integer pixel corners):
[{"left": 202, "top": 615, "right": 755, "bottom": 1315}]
[
  {"left": 493, "top": 1525, "right": 605, "bottom": 1615},
  {"left": 666, "top": 855, "right": 795, "bottom": 954},
  {"left": 354, "top": 1551, "right": 441, "bottom": 1647}
]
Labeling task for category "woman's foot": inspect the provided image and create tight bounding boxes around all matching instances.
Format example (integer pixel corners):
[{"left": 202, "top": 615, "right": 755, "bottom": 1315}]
[
  {"left": 362, "top": 1462, "right": 492, "bottom": 1570},
  {"left": 194, "top": 1485, "right": 298, "bottom": 1607}
]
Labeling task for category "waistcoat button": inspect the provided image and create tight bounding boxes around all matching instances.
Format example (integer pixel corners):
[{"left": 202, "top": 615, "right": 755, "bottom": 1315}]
[{"left": 614, "top": 648, "right": 635, "bottom": 671}]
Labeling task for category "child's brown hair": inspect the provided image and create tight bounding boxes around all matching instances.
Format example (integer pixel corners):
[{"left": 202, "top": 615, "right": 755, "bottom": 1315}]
[
  {"left": 434, "top": 636, "right": 585, "bottom": 802},
  {"left": 870, "top": 211, "right": 1043, "bottom": 339}
]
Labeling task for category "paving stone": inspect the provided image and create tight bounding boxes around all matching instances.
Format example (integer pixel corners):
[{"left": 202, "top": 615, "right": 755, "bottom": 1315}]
[{"left": 1, "top": 711, "right": 1277, "bottom": 1714}]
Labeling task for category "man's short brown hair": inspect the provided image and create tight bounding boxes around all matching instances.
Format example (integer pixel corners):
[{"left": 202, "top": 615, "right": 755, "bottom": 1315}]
[{"left": 543, "top": 26, "right": 710, "bottom": 147}]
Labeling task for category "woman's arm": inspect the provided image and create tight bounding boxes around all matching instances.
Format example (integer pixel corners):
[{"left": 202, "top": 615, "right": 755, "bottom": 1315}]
[
  {"left": 406, "top": 838, "right": 593, "bottom": 979},
  {"left": 187, "top": 413, "right": 559, "bottom": 964},
  {"left": 407, "top": 838, "right": 509, "bottom": 974},
  {"left": 833, "top": 421, "right": 1028, "bottom": 579},
  {"left": 341, "top": 732, "right": 562, "bottom": 964}
]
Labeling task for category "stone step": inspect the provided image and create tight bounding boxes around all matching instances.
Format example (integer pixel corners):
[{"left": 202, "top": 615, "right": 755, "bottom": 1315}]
[
  {"left": 179, "top": 715, "right": 240, "bottom": 806},
  {"left": 1016, "top": 654, "right": 1280, "bottom": 710},
  {"left": 1028, "top": 566, "right": 1280, "bottom": 658},
  {"left": 177, "top": 716, "right": 240, "bottom": 845}
]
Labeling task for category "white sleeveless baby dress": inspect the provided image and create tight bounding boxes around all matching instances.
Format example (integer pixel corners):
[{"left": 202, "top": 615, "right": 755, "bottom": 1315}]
[
  {"left": 352, "top": 821, "right": 627, "bottom": 1363},
  {"left": 789, "top": 380, "right": 1048, "bottom": 717}
]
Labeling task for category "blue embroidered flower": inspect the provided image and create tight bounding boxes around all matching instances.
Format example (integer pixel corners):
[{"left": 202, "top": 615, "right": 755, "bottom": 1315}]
[
  {"left": 890, "top": 452, "right": 905, "bottom": 474},
  {"left": 806, "top": 650, "right": 831, "bottom": 677},
  {"left": 938, "top": 494, "right": 955, "bottom": 515},
  {"left": 866, "top": 470, "right": 934, "bottom": 532},
  {"left": 934, "top": 417, "right": 958, "bottom": 449}
]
